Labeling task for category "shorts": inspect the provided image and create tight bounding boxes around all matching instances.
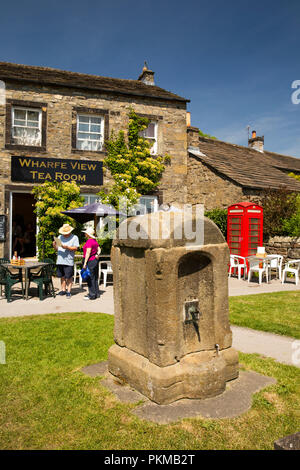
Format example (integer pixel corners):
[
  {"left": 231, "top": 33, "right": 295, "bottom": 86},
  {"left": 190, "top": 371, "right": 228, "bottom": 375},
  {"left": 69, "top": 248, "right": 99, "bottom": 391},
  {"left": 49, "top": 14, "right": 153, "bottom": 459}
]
[{"left": 56, "top": 264, "right": 74, "bottom": 280}]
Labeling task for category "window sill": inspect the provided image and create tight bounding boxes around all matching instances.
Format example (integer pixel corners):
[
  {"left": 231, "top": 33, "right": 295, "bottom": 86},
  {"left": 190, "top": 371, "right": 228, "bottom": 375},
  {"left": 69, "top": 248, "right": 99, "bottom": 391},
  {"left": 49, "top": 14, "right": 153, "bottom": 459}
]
[
  {"left": 71, "top": 148, "right": 106, "bottom": 156},
  {"left": 5, "top": 143, "right": 46, "bottom": 152}
]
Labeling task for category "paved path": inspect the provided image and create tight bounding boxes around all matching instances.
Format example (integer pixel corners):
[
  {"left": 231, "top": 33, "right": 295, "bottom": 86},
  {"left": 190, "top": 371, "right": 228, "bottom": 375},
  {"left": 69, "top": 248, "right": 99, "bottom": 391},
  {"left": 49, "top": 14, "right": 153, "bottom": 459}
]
[
  {"left": 0, "top": 276, "right": 299, "bottom": 368},
  {"left": 232, "top": 326, "right": 299, "bottom": 367},
  {"left": 229, "top": 276, "right": 300, "bottom": 296}
]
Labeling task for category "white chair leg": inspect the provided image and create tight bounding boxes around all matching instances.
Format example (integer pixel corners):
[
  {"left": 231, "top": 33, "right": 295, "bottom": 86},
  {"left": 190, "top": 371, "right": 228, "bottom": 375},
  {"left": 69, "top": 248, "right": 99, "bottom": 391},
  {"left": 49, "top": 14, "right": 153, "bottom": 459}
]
[
  {"left": 282, "top": 271, "right": 286, "bottom": 284},
  {"left": 103, "top": 271, "right": 107, "bottom": 288},
  {"left": 296, "top": 272, "right": 299, "bottom": 285},
  {"left": 259, "top": 271, "right": 262, "bottom": 285}
]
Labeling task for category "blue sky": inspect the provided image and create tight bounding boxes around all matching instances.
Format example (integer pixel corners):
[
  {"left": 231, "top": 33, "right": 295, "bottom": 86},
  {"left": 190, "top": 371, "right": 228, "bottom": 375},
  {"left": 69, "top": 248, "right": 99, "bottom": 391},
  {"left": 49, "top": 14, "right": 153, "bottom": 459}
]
[{"left": 1, "top": 0, "right": 300, "bottom": 157}]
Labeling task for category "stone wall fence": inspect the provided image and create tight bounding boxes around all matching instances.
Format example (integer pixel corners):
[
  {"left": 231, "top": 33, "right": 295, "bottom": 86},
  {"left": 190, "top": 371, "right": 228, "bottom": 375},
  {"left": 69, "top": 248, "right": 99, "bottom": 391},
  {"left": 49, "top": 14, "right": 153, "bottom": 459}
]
[{"left": 265, "top": 236, "right": 300, "bottom": 261}]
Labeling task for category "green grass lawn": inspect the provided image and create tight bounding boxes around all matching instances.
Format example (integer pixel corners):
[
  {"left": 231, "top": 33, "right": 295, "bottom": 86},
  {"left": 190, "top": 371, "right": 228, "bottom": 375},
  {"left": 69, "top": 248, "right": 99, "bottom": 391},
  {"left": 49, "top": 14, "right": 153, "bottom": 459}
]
[
  {"left": 229, "top": 291, "right": 300, "bottom": 339},
  {"left": 0, "top": 311, "right": 299, "bottom": 450}
]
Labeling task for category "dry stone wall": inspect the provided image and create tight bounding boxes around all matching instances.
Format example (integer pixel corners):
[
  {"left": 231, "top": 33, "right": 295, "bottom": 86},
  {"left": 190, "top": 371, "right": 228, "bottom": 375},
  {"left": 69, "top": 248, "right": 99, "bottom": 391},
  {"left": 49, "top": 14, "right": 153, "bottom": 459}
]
[{"left": 265, "top": 237, "right": 300, "bottom": 261}]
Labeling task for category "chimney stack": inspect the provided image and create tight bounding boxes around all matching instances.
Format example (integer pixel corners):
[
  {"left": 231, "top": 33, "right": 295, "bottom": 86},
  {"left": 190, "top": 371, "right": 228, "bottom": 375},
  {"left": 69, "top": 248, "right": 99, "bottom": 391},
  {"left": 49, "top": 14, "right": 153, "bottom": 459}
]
[
  {"left": 138, "top": 61, "right": 155, "bottom": 86},
  {"left": 248, "top": 130, "right": 264, "bottom": 153}
]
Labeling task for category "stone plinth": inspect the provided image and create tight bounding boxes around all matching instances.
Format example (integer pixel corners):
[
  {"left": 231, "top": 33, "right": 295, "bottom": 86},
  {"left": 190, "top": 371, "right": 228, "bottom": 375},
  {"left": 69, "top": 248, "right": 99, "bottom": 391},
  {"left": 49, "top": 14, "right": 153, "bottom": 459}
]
[{"left": 108, "top": 210, "right": 239, "bottom": 404}]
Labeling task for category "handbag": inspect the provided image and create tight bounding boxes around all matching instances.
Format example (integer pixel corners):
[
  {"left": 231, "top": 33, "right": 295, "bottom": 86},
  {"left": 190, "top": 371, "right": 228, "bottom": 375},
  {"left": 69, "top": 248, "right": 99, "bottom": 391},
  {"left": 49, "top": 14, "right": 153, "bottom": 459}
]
[{"left": 80, "top": 267, "right": 91, "bottom": 281}]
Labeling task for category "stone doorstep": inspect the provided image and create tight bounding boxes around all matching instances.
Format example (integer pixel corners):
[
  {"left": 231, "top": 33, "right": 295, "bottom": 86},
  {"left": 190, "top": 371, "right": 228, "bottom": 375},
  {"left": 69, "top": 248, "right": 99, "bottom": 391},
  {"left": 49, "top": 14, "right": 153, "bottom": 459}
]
[{"left": 81, "top": 361, "right": 276, "bottom": 424}]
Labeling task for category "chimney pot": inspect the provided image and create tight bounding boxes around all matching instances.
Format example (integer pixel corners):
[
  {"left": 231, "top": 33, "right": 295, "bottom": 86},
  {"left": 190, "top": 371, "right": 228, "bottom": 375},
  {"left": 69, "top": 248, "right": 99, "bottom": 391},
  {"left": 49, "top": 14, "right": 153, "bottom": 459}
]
[
  {"left": 248, "top": 131, "right": 264, "bottom": 153},
  {"left": 138, "top": 62, "right": 155, "bottom": 86}
]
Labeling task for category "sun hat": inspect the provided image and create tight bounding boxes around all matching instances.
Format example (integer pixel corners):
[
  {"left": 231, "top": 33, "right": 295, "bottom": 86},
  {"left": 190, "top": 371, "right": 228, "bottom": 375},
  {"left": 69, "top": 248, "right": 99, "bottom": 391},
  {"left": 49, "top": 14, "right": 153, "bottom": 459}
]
[
  {"left": 82, "top": 227, "right": 96, "bottom": 239},
  {"left": 59, "top": 223, "right": 74, "bottom": 235}
]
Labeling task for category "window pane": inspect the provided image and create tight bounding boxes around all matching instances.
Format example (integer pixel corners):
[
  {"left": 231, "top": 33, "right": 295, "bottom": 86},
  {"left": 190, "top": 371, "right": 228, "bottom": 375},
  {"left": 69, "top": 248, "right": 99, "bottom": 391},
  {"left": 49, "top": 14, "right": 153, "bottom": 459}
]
[
  {"left": 78, "top": 115, "right": 89, "bottom": 123},
  {"left": 27, "top": 121, "right": 39, "bottom": 128},
  {"left": 92, "top": 141, "right": 102, "bottom": 151},
  {"left": 78, "top": 123, "right": 89, "bottom": 132},
  {"left": 89, "top": 133, "right": 101, "bottom": 140},
  {"left": 27, "top": 110, "right": 39, "bottom": 121},
  {"left": 90, "top": 124, "right": 100, "bottom": 132},
  {"left": 13, "top": 127, "right": 26, "bottom": 137},
  {"left": 145, "top": 123, "right": 155, "bottom": 138},
  {"left": 78, "top": 132, "right": 89, "bottom": 140},
  {"left": 90, "top": 117, "right": 101, "bottom": 124},
  {"left": 14, "top": 120, "right": 26, "bottom": 126},
  {"left": 77, "top": 140, "right": 91, "bottom": 150},
  {"left": 14, "top": 109, "right": 26, "bottom": 120}
]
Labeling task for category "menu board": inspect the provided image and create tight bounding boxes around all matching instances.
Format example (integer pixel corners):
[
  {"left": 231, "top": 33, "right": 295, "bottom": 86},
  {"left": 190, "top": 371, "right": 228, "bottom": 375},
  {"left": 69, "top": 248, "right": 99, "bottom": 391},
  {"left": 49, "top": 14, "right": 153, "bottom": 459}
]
[{"left": 0, "top": 215, "right": 6, "bottom": 242}]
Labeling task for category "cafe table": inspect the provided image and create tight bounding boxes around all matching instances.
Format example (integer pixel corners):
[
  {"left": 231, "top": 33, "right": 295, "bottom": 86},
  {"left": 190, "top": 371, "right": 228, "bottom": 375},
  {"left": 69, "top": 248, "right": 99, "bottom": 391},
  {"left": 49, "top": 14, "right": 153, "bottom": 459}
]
[
  {"left": 7, "top": 261, "right": 48, "bottom": 300},
  {"left": 245, "top": 255, "right": 279, "bottom": 283}
]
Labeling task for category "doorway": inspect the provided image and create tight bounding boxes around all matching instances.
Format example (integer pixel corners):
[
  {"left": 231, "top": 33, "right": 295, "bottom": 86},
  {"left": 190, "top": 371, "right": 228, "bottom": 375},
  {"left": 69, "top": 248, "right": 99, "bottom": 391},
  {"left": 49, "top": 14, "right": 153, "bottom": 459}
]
[{"left": 11, "top": 192, "right": 36, "bottom": 258}]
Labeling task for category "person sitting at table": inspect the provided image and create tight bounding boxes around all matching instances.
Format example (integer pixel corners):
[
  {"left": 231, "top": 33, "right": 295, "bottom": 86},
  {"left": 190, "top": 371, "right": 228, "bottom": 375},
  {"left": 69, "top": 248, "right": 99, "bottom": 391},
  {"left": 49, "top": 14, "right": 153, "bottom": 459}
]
[
  {"left": 53, "top": 223, "right": 79, "bottom": 299},
  {"left": 82, "top": 227, "right": 101, "bottom": 300}
]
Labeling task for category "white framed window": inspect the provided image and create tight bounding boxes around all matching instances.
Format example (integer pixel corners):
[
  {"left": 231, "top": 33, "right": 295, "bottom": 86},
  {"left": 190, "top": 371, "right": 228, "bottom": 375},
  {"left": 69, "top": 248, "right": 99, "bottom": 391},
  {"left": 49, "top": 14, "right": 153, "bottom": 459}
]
[
  {"left": 77, "top": 114, "right": 104, "bottom": 151},
  {"left": 81, "top": 194, "right": 100, "bottom": 206},
  {"left": 12, "top": 107, "right": 42, "bottom": 146},
  {"left": 134, "top": 196, "right": 158, "bottom": 215},
  {"left": 139, "top": 121, "right": 157, "bottom": 155}
]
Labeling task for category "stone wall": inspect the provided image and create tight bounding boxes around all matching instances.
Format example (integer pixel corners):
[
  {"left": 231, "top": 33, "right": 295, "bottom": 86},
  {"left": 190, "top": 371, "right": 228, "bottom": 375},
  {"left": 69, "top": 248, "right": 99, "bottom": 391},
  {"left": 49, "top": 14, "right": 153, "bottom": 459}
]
[{"left": 265, "top": 236, "right": 300, "bottom": 261}]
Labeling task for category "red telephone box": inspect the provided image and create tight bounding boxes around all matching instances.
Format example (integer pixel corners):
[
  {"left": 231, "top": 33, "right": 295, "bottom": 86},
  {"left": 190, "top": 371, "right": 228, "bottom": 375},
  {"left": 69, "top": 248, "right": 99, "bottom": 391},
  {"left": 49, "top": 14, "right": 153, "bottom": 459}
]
[{"left": 227, "top": 202, "right": 263, "bottom": 258}]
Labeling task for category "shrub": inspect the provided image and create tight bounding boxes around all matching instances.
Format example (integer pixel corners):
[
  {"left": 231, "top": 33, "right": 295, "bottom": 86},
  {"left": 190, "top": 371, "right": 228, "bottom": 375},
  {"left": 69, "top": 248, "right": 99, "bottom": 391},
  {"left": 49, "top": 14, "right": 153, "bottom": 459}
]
[{"left": 204, "top": 208, "right": 227, "bottom": 238}]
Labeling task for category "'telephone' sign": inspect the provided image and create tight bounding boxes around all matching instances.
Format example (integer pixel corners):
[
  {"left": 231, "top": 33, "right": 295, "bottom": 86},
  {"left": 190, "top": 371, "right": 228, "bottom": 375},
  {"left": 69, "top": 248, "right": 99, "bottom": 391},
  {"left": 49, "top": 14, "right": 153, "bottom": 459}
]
[{"left": 11, "top": 156, "right": 103, "bottom": 186}]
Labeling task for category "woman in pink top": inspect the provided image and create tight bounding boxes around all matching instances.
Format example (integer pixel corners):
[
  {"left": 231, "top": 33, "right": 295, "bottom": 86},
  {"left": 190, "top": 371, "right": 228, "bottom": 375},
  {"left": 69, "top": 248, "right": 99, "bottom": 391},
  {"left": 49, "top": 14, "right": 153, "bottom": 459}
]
[{"left": 82, "top": 227, "right": 101, "bottom": 300}]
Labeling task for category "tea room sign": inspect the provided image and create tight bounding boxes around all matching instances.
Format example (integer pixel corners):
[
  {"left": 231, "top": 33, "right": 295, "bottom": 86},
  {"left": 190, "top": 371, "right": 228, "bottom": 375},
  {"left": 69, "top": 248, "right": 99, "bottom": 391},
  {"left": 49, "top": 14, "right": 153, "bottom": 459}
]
[{"left": 11, "top": 156, "right": 103, "bottom": 186}]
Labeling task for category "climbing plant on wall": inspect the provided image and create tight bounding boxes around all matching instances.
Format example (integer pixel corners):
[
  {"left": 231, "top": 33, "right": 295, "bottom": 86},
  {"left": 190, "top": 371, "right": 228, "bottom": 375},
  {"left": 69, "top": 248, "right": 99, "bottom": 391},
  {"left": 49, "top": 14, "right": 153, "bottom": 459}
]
[
  {"left": 32, "top": 181, "right": 85, "bottom": 261},
  {"left": 98, "top": 109, "right": 171, "bottom": 209}
]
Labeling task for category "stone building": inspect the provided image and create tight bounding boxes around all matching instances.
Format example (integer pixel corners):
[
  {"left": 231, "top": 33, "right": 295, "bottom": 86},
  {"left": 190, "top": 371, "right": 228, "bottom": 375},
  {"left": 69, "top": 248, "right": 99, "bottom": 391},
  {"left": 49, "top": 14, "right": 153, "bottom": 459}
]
[
  {"left": 187, "top": 127, "right": 300, "bottom": 210},
  {"left": 0, "top": 61, "right": 189, "bottom": 258},
  {"left": 0, "top": 60, "right": 300, "bottom": 258}
]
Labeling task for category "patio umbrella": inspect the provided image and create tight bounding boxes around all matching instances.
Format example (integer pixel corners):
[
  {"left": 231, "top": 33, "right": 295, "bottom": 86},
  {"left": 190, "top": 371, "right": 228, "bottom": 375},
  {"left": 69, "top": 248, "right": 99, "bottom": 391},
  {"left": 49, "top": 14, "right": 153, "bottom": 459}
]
[{"left": 61, "top": 202, "right": 126, "bottom": 226}]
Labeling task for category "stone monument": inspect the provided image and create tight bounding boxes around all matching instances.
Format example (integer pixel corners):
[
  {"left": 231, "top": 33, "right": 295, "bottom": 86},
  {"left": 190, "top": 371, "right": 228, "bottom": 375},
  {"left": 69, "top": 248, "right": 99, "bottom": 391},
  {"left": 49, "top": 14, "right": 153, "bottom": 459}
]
[{"left": 108, "top": 210, "right": 239, "bottom": 405}]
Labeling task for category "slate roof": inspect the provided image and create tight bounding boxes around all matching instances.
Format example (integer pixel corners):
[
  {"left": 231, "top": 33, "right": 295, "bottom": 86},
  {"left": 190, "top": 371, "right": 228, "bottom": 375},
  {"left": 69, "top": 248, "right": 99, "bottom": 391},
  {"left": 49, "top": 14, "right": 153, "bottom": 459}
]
[
  {"left": 188, "top": 136, "right": 300, "bottom": 192},
  {"left": 0, "top": 61, "right": 189, "bottom": 103}
]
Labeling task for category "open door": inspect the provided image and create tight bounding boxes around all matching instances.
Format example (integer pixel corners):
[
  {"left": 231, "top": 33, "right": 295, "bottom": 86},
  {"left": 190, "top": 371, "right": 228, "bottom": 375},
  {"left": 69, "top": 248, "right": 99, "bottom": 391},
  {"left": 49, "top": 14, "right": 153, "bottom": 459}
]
[{"left": 11, "top": 192, "right": 36, "bottom": 258}]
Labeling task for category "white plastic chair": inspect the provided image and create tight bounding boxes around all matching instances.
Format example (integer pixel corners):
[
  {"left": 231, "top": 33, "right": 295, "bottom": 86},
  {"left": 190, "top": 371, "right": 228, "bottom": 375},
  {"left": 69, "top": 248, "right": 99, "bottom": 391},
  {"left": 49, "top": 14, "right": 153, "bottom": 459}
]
[
  {"left": 228, "top": 255, "right": 247, "bottom": 280},
  {"left": 74, "top": 261, "right": 83, "bottom": 288},
  {"left": 248, "top": 257, "right": 269, "bottom": 284},
  {"left": 267, "top": 254, "right": 283, "bottom": 281},
  {"left": 99, "top": 261, "right": 113, "bottom": 288},
  {"left": 282, "top": 259, "right": 300, "bottom": 285}
]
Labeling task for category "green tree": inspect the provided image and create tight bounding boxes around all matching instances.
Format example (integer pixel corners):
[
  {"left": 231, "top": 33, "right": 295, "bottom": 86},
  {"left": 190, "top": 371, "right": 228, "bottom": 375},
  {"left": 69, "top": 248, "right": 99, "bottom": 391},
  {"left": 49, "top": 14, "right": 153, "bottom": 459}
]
[
  {"left": 257, "top": 187, "right": 298, "bottom": 238},
  {"left": 98, "top": 109, "right": 171, "bottom": 209},
  {"left": 32, "top": 181, "right": 85, "bottom": 261},
  {"left": 282, "top": 173, "right": 300, "bottom": 237}
]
